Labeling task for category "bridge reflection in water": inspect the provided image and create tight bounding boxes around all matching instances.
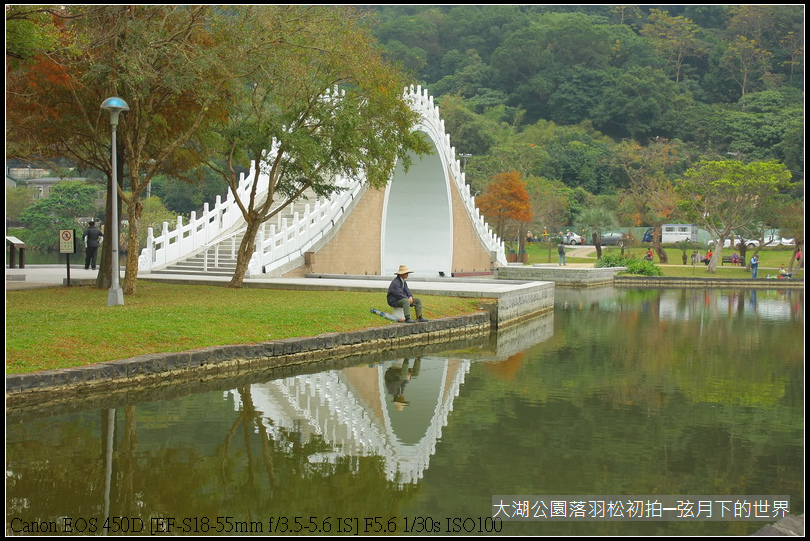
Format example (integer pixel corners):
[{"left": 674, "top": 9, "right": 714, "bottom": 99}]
[{"left": 231, "top": 312, "right": 555, "bottom": 486}]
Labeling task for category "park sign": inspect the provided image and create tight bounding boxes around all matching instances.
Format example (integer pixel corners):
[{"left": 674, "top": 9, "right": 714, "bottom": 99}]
[{"left": 59, "top": 229, "right": 77, "bottom": 254}]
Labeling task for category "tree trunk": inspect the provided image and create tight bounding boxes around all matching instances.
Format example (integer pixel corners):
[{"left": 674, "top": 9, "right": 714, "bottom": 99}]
[
  {"left": 738, "top": 244, "right": 749, "bottom": 269},
  {"left": 707, "top": 249, "right": 719, "bottom": 273},
  {"left": 123, "top": 198, "right": 143, "bottom": 295},
  {"left": 229, "top": 218, "right": 262, "bottom": 288},
  {"left": 652, "top": 226, "right": 668, "bottom": 264},
  {"left": 591, "top": 233, "right": 603, "bottom": 260},
  {"left": 95, "top": 174, "right": 114, "bottom": 290}
]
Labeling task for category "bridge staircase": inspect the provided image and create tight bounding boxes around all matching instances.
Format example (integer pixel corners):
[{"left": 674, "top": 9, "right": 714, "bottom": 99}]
[{"left": 149, "top": 187, "right": 321, "bottom": 278}]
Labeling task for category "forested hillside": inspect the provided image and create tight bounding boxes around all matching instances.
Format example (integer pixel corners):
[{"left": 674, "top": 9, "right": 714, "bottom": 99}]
[{"left": 368, "top": 5, "right": 803, "bottom": 199}]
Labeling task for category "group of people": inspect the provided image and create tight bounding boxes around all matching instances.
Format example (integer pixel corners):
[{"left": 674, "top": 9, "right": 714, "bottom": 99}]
[{"left": 747, "top": 254, "right": 800, "bottom": 280}]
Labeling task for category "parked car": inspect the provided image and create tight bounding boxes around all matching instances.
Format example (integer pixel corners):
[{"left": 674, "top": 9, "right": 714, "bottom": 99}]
[
  {"left": 563, "top": 232, "right": 583, "bottom": 245},
  {"left": 599, "top": 232, "right": 624, "bottom": 245},
  {"left": 708, "top": 238, "right": 760, "bottom": 249},
  {"left": 763, "top": 235, "right": 795, "bottom": 247}
]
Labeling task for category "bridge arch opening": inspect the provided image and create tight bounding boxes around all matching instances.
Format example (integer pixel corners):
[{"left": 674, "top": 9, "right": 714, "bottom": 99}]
[{"left": 381, "top": 135, "right": 452, "bottom": 277}]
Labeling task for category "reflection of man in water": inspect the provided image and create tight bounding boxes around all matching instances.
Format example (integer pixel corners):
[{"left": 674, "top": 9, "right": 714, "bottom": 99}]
[{"left": 384, "top": 358, "right": 421, "bottom": 410}]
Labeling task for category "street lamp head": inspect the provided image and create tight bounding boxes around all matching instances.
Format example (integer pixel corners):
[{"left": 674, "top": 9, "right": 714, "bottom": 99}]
[{"left": 100, "top": 97, "right": 130, "bottom": 126}]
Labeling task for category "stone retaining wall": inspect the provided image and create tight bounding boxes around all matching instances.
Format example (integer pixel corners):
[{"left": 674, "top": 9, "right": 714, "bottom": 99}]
[
  {"left": 487, "top": 281, "right": 555, "bottom": 327},
  {"left": 496, "top": 265, "right": 625, "bottom": 287},
  {"left": 6, "top": 313, "right": 491, "bottom": 405}
]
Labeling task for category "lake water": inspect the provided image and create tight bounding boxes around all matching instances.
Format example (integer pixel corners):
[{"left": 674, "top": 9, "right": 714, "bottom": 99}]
[{"left": 6, "top": 287, "right": 804, "bottom": 536}]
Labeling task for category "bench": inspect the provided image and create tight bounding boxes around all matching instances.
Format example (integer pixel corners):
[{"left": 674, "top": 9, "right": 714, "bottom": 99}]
[{"left": 721, "top": 255, "right": 742, "bottom": 266}]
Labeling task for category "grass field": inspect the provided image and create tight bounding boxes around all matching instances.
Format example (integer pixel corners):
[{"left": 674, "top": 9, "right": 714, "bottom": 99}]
[
  {"left": 525, "top": 242, "right": 803, "bottom": 279},
  {"left": 5, "top": 285, "right": 484, "bottom": 374}
]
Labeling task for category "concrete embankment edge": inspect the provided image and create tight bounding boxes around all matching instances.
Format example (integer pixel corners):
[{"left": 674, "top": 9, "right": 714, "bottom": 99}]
[{"left": 6, "top": 313, "right": 492, "bottom": 409}]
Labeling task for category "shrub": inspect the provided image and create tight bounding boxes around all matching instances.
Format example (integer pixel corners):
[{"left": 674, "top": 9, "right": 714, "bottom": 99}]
[
  {"left": 595, "top": 254, "right": 627, "bottom": 268},
  {"left": 595, "top": 254, "right": 663, "bottom": 276}
]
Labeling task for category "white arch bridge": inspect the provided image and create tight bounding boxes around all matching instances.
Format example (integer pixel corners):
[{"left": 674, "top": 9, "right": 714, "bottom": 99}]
[{"left": 138, "top": 85, "right": 506, "bottom": 279}]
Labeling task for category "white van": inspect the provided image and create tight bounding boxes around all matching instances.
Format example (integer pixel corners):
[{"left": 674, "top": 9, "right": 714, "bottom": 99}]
[{"left": 661, "top": 224, "right": 698, "bottom": 244}]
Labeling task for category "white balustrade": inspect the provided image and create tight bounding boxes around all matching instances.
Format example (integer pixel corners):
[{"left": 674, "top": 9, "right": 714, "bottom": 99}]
[{"left": 139, "top": 85, "right": 506, "bottom": 274}]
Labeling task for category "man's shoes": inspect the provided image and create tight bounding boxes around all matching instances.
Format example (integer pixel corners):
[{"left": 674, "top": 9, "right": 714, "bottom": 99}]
[
  {"left": 417, "top": 317, "right": 429, "bottom": 322},
  {"left": 403, "top": 317, "right": 417, "bottom": 323}
]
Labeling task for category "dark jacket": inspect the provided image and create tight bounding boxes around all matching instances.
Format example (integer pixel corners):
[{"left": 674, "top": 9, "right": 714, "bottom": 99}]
[
  {"left": 387, "top": 275, "right": 412, "bottom": 307},
  {"left": 83, "top": 226, "right": 103, "bottom": 248}
]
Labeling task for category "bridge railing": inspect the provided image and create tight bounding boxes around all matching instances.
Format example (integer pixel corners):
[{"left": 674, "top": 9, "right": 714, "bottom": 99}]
[
  {"left": 139, "top": 160, "right": 269, "bottom": 272},
  {"left": 249, "top": 173, "right": 364, "bottom": 275},
  {"left": 406, "top": 85, "right": 506, "bottom": 265},
  {"left": 140, "top": 85, "right": 505, "bottom": 274}
]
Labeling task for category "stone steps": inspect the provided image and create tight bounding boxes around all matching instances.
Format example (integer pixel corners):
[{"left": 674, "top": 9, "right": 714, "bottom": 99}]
[{"left": 155, "top": 188, "right": 320, "bottom": 276}]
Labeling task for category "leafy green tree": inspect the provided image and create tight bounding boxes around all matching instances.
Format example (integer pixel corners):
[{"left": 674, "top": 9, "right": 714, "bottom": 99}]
[
  {"left": 721, "top": 36, "right": 773, "bottom": 97},
  {"left": 641, "top": 9, "right": 706, "bottom": 83},
  {"left": 538, "top": 128, "right": 618, "bottom": 194},
  {"left": 435, "top": 94, "right": 498, "bottom": 157},
  {"left": 577, "top": 206, "right": 618, "bottom": 260},
  {"left": 380, "top": 40, "right": 427, "bottom": 75},
  {"left": 4, "top": 6, "right": 61, "bottom": 70},
  {"left": 675, "top": 160, "right": 793, "bottom": 273},
  {"left": 5, "top": 186, "right": 38, "bottom": 222},
  {"left": 491, "top": 12, "right": 619, "bottom": 123},
  {"left": 546, "top": 67, "right": 610, "bottom": 125},
  {"left": 149, "top": 172, "right": 229, "bottom": 217},
  {"left": 19, "top": 182, "right": 99, "bottom": 251},
  {"left": 526, "top": 176, "right": 572, "bottom": 262},
  {"left": 592, "top": 66, "right": 682, "bottom": 139},
  {"left": 613, "top": 138, "right": 683, "bottom": 263},
  {"left": 776, "top": 200, "right": 804, "bottom": 271},
  {"left": 374, "top": 6, "right": 445, "bottom": 81},
  {"left": 138, "top": 197, "right": 180, "bottom": 249},
  {"left": 195, "top": 6, "right": 431, "bottom": 287}
]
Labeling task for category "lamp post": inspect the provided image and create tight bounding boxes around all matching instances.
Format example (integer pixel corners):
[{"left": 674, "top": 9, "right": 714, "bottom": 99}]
[
  {"left": 100, "top": 97, "right": 129, "bottom": 306},
  {"left": 459, "top": 153, "right": 472, "bottom": 171}
]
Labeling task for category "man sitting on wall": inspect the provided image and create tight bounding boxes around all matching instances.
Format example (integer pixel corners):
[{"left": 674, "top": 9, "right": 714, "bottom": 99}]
[{"left": 387, "top": 265, "right": 429, "bottom": 324}]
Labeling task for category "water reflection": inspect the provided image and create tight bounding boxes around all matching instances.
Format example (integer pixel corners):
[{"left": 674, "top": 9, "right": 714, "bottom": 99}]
[
  {"left": 6, "top": 289, "right": 803, "bottom": 535},
  {"left": 556, "top": 286, "right": 803, "bottom": 322}
]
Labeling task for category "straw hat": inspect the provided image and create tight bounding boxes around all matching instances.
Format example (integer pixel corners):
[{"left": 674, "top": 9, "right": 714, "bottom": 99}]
[{"left": 395, "top": 265, "right": 414, "bottom": 275}]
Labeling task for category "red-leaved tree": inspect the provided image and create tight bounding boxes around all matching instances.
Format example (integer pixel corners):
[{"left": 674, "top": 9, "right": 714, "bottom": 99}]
[{"left": 476, "top": 170, "right": 533, "bottom": 255}]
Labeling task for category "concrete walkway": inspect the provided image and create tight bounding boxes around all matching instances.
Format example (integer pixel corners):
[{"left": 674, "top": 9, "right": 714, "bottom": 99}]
[
  {"left": 6, "top": 265, "right": 101, "bottom": 290},
  {"left": 6, "top": 265, "right": 533, "bottom": 297}
]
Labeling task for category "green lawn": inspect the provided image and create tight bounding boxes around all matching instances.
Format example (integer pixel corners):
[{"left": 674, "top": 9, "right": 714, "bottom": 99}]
[
  {"left": 525, "top": 242, "right": 803, "bottom": 279},
  {"left": 5, "top": 284, "right": 485, "bottom": 374}
]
